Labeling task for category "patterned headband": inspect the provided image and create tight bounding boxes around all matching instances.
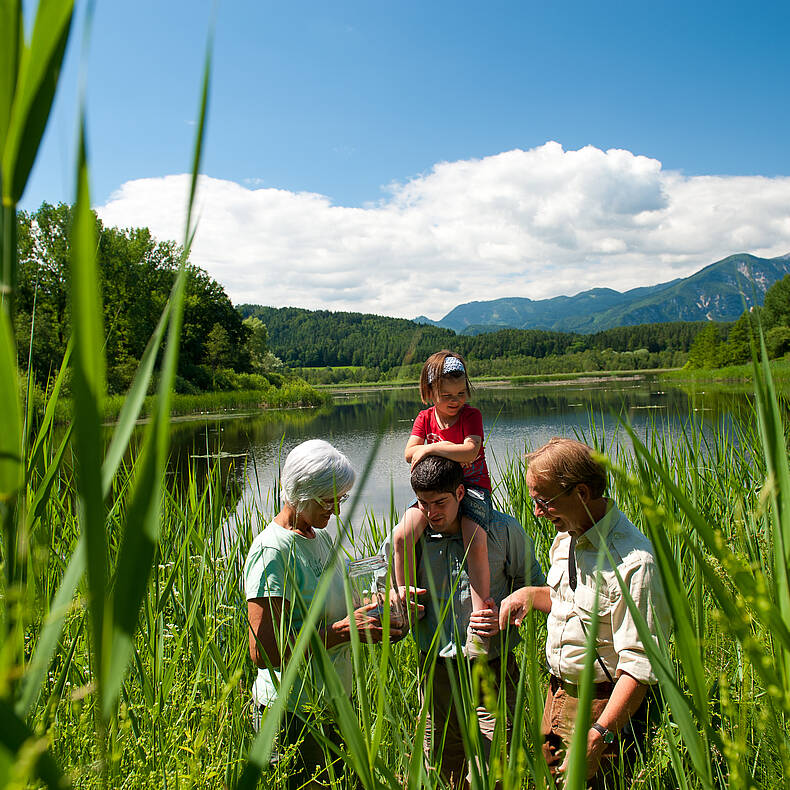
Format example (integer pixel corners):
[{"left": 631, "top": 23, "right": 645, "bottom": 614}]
[{"left": 427, "top": 355, "right": 466, "bottom": 384}]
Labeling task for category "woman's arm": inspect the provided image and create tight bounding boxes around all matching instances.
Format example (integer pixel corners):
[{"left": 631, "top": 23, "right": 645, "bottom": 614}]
[
  {"left": 248, "top": 597, "right": 403, "bottom": 669},
  {"left": 248, "top": 596, "right": 287, "bottom": 668}
]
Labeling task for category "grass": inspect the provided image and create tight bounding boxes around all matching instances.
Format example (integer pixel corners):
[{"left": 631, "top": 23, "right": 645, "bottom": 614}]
[
  {"left": 666, "top": 356, "right": 790, "bottom": 387},
  {"left": 2, "top": 378, "right": 789, "bottom": 788},
  {"left": 2, "top": 4, "right": 789, "bottom": 788}
]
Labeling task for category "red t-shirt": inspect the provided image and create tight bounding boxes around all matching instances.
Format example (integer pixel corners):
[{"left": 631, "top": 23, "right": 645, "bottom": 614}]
[{"left": 410, "top": 405, "right": 491, "bottom": 491}]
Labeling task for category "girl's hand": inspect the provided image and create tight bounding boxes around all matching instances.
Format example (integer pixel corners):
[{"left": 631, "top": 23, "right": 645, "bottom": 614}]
[{"left": 409, "top": 444, "right": 433, "bottom": 469}]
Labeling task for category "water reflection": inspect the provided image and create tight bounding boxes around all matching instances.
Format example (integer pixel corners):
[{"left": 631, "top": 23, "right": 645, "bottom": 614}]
[{"left": 169, "top": 375, "right": 753, "bottom": 531}]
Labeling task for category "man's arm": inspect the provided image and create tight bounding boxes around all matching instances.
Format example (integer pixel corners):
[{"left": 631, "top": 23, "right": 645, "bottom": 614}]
[
  {"left": 499, "top": 585, "right": 551, "bottom": 628},
  {"left": 562, "top": 671, "right": 648, "bottom": 779}
]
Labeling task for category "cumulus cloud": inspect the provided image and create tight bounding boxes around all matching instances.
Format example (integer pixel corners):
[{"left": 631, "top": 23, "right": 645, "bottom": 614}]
[{"left": 96, "top": 142, "right": 790, "bottom": 320}]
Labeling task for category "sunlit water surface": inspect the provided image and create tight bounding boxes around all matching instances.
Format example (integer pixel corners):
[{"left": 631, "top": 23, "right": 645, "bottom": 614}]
[{"left": 167, "top": 376, "right": 749, "bottom": 541}]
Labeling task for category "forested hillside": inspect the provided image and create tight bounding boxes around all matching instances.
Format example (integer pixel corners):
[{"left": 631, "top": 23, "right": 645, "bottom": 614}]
[
  {"left": 687, "top": 274, "right": 790, "bottom": 368},
  {"left": 17, "top": 204, "right": 251, "bottom": 393},
  {"left": 237, "top": 305, "right": 458, "bottom": 368},
  {"left": 239, "top": 304, "right": 707, "bottom": 380}
]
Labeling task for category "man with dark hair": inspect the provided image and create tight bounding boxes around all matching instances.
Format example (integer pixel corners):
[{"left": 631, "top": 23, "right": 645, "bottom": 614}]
[
  {"left": 383, "top": 455, "right": 546, "bottom": 787},
  {"left": 500, "top": 438, "right": 671, "bottom": 787}
]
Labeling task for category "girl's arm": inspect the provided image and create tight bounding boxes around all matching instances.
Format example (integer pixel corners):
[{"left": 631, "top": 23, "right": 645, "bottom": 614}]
[
  {"left": 405, "top": 435, "right": 424, "bottom": 463},
  {"left": 410, "top": 435, "right": 481, "bottom": 467}
]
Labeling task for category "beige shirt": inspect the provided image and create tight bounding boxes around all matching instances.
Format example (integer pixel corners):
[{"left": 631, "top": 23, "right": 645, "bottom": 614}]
[{"left": 545, "top": 503, "right": 670, "bottom": 684}]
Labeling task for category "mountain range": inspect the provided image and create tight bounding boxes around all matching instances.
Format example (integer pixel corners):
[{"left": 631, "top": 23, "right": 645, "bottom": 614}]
[{"left": 414, "top": 252, "right": 790, "bottom": 334}]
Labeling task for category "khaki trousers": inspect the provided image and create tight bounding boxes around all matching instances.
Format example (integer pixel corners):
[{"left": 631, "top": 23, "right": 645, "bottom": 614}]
[{"left": 541, "top": 675, "right": 651, "bottom": 790}]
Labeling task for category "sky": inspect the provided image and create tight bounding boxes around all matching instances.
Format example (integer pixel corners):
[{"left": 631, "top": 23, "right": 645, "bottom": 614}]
[{"left": 21, "top": 0, "right": 790, "bottom": 320}]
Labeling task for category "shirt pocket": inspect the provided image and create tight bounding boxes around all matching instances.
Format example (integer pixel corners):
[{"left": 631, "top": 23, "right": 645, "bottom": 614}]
[
  {"left": 546, "top": 562, "right": 564, "bottom": 591},
  {"left": 573, "top": 583, "right": 611, "bottom": 616}
]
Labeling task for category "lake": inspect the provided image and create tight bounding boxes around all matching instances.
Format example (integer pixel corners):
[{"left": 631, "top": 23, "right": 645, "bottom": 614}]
[{"left": 169, "top": 374, "right": 750, "bottom": 534}]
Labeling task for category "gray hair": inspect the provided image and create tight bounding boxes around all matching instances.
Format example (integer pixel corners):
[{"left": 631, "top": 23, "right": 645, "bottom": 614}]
[{"left": 280, "top": 439, "right": 355, "bottom": 509}]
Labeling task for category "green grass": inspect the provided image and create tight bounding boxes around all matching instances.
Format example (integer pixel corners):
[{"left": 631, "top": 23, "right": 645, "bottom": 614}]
[
  {"left": 2, "top": 4, "right": 789, "bottom": 788},
  {"left": 3, "top": 380, "right": 788, "bottom": 788},
  {"left": 666, "top": 356, "right": 790, "bottom": 387}
]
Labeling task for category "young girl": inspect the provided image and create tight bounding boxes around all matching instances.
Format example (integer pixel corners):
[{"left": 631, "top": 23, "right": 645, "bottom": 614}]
[{"left": 394, "top": 350, "right": 493, "bottom": 657}]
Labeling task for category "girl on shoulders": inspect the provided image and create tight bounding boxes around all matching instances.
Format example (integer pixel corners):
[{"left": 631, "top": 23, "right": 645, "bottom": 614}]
[{"left": 394, "top": 350, "right": 494, "bottom": 657}]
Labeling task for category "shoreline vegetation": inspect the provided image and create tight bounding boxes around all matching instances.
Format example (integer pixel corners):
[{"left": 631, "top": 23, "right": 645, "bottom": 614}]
[
  {"left": 4, "top": 7, "right": 789, "bottom": 788},
  {"left": 27, "top": 358, "right": 790, "bottom": 428},
  {"left": 20, "top": 376, "right": 790, "bottom": 790}
]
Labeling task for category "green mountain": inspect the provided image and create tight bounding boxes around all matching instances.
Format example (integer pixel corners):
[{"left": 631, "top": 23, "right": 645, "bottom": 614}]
[{"left": 422, "top": 253, "right": 790, "bottom": 334}]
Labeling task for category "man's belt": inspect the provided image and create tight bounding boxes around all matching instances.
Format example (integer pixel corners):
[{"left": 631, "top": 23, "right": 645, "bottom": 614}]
[{"left": 550, "top": 674, "right": 614, "bottom": 698}]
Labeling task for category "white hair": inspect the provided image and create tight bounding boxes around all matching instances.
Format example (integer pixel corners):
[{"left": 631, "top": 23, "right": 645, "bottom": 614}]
[{"left": 280, "top": 439, "right": 355, "bottom": 509}]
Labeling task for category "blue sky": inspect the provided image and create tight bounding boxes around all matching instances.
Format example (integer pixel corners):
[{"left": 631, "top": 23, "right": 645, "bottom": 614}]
[{"left": 21, "top": 0, "right": 790, "bottom": 318}]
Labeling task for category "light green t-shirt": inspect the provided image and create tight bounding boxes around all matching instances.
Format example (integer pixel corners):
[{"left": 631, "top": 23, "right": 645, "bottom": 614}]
[{"left": 244, "top": 520, "right": 351, "bottom": 711}]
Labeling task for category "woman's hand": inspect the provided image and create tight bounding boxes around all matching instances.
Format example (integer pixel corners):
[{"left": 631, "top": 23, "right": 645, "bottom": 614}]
[{"left": 327, "top": 603, "right": 405, "bottom": 646}]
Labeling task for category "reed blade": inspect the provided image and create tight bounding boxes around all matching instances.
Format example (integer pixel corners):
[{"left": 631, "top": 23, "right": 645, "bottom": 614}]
[
  {"left": 0, "top": 699, "right": 69, "bottom": 788},
  {"left": 102, "top": 36, "right": 211, "bottom": 718},
  {"left": 0, "top": 0, "right": 22, "bottom": 150},
  {"left": 69, "top": 123, "right": 108, "bottom": 718},
  {"left": 0, "top": 0, "right": 74, "bottom": 204},
  {"left": 0, "top": 307, "right": 22, "bottom": 502}
]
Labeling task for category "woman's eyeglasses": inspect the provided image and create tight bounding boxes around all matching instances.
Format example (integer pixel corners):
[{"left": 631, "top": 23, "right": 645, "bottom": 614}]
[{"left": 314, "top": 493, "right": 350, "bottom": 508}]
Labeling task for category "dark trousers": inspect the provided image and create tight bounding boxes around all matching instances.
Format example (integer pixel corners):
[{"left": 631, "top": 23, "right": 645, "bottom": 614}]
[
  {"left": 259, "top": 707, "right": 344, "bottom": 790},
  {"left": 420, "top": 653, "right": 520, "bottom": 789}
]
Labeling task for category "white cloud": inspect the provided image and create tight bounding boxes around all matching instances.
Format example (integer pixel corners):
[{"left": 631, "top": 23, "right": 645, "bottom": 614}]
[{"left": 95, "top": 142, "right": 790, "bottom": 320}]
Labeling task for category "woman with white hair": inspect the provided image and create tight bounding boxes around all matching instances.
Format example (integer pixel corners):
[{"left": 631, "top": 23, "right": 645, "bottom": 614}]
[{"left": 244, "top": 439, "right": 397, "bottom": 787}]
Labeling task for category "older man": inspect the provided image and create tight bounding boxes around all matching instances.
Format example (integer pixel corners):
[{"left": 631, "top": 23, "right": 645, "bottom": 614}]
[
  {"left": 500, "top": 438, "right": 670, "bottom": 786},
  {"left": 383, "top": 456, "right": 546, "bottom": 787}
]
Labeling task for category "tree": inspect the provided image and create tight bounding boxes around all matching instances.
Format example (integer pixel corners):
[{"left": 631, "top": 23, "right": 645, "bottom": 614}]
[
  {"left": 766, "top": 326, "right": 790, "bottom": 359},
  {"left": 205, "top": 323, "right": 231, "bottom": 387},
  {"left": 686, "top": 324, "right": 724, "bottom": 369},
  {"left": 17, "top": 203, "right": 254, "bottom": 392},
  {"left": 762, "top": 275, "right": 790, "bottom": 331}
]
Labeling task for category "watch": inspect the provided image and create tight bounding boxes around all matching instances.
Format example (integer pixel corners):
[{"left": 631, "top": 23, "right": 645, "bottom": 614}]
[{"left": 591, "top": 722, "right": 615, "bottom": 744}]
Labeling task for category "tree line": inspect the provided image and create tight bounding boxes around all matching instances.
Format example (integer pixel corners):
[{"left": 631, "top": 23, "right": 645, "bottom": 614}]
[
  {"left": 240, "top": 304, "right": 707, "bottom": 378},
  {"left": 686, "top": 275, "right": 790, "bottom": 368},
  {"left": 16, "top": 203, "right": 282, "bottom": 394}
]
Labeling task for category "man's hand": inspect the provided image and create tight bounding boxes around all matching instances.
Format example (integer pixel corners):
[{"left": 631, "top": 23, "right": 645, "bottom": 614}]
[
  {"left": 558, "top": 727, "right": 607, "bottom": 779},
  {"left": 397, "top": 585, "right": 427, "bottom": 620},
  {"left": 499, "top": 588, "right": 534, "bottom": 628},
  {"left": 499, "top": 586, "right": 551, "bottom": 628},
  {"left": 469, "top": 597, "right": 499, "bottom": 637}
]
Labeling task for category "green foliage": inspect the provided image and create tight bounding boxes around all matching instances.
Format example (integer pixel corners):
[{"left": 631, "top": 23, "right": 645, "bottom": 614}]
[
  {"left": 766, "top": 326, "right": 790, "bottom": 359},
  {"left": 690, "top": 275, "right": 790, "bottom": 370},
  {"left": 763, "top": 274, "right": 790, "bottom": 331},
  {"left": 245, "top": 304, "right": 707, "bottom": 379},
  {"left": 16, "top": 203, "right": 251, "bottom": 393}
]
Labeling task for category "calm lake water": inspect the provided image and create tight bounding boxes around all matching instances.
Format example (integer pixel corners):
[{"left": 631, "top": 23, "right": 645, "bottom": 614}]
[{"left": 169, "top": 375, "right": 750, "bottom": 533}]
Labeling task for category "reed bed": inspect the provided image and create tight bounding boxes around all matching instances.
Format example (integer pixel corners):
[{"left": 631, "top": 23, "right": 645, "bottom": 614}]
[
  {"left": 2, "top": 386, "right": 788, "bottom": 789},
  {"left": 2, "top": 5, "right": 789, "bottom": 788}
]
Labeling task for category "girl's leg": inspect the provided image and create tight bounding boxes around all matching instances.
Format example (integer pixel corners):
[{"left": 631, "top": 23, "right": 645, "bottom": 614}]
[
  {"left": 462, "top": 516, "right": 492, "bottom": 658},
  {"left": 461, "top": 516, "right": 490, "bottom": 612},
  {"left": 394, "top": 507, "right": 429, "bottom": 589}
]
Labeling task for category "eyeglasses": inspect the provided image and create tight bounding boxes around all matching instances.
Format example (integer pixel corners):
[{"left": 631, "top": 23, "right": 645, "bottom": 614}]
[
  {"left": 314, "top": 493, "right": 350, "bottom": 509},
  {"left": 530, "top": 486, "right": 575, "bottom": 512}
]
